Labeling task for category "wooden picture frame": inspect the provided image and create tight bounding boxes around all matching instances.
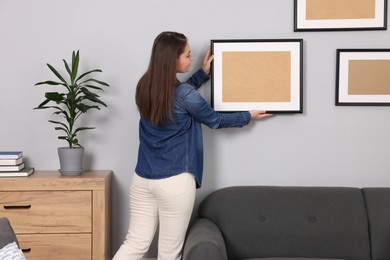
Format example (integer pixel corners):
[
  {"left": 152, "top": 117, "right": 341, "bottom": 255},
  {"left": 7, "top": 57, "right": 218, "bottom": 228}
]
[
  {"left": 294, "top": 0, "right": 388, "bottom": 31},
  {"left": 336, "top": 49, "right": 390, "bottom": 106},
  {"left": 211, "top": 39, "right": 303, "bottom": 113}
]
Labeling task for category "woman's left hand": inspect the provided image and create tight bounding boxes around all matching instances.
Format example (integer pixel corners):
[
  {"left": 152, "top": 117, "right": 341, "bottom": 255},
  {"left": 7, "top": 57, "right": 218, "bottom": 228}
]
[{"left": 202, "top": 46, "right": 214, "bottom": 75}]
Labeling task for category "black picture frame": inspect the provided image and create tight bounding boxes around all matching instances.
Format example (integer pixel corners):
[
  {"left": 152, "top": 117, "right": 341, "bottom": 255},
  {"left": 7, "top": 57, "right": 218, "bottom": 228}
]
[
  {"left": 294, "top": 0, "right": 388, "bottom": 31},
  {"left": 336, "top": 49, "right": 390, "bottom": 106},
  {"left": 211, "top": 39, "right": 303, "bottom": 113}
]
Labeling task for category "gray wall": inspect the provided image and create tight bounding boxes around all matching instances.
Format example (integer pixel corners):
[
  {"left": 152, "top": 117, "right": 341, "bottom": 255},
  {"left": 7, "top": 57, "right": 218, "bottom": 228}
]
[{"left": 1, "top": 0, "right": 390, "bottom": 257}]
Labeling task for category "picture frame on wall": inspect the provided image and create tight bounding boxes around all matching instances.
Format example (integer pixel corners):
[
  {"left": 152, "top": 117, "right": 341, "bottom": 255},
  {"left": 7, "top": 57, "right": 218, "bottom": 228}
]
[
  {"left": 336, "top": 49, "right": 390, "bottom": 106},
  {"left": 211, "top": 39, "right": 303, "bottom": 113},
  {"left": 294, "top": 0, "right": 388, "bottom": 31}
]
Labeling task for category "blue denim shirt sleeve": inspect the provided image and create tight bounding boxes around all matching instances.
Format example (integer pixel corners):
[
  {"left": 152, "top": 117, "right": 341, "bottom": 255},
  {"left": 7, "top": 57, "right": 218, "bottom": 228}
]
[
  {"left": 185, "top": 69, "right": 209, "bottom": 89},
  {"left": 179, "top": 85, "right": 251, "bottom": 129}
]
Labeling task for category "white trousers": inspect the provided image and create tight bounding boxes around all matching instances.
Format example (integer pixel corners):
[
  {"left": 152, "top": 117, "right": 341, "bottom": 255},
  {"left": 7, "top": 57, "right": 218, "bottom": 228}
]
[{"left": 113, "top": 172, "right": 196, "bottom": 260}]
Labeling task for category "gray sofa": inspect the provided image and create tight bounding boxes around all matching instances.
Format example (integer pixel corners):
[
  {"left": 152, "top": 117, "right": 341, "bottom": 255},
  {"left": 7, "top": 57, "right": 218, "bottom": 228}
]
[
  {"left": 183, "top": 186, "right": 390, "bottom": 260},
  {"left": 0, "top": 217, "right": 19, "bottom": 249}
]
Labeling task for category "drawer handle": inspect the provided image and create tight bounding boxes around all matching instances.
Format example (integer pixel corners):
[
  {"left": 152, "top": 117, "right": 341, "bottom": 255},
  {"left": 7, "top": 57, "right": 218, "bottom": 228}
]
[
  {"left": 3, "top": 205, "right": 32, "bottom": 209},
  {"left": 21, "top": 248, "right": 31, "bottom": 253}
]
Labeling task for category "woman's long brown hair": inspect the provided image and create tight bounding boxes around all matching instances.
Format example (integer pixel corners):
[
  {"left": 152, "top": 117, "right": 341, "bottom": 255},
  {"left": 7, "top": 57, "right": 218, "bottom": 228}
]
[{"left": 136, "top": 31, "right": 187, "bottom": 125}]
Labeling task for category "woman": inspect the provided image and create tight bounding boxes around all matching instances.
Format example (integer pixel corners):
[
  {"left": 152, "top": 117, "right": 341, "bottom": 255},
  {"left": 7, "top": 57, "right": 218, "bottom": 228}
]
[{"left": 113, "top": 31, "right": 272, "bottom": 260}]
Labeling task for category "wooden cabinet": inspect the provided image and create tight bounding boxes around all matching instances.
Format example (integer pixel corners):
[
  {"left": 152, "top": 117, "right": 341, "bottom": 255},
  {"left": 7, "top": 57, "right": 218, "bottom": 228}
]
[{"left": 0, "top": 170, "right": 112, "bottom": 260}]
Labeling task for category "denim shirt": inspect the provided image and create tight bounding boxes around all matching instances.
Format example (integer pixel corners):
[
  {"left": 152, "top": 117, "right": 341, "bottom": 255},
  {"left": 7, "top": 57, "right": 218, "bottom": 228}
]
[{"left": 135, "top": 69, "right": 251, "bottom": 188}]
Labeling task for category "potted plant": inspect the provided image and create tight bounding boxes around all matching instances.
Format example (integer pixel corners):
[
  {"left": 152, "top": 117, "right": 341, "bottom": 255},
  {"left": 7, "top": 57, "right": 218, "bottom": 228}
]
[{"left": 34, "top": 50, "right": 109, "bottom": 175}]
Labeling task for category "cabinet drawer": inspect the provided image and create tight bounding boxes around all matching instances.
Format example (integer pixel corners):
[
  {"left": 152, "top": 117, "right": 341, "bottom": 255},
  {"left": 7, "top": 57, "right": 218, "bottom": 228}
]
[
  {"left": 18, "top": 233, "right": 91, "bottom": 260},
  {"left": 0, "top": 191, "right": 91, "bottom": 233}
]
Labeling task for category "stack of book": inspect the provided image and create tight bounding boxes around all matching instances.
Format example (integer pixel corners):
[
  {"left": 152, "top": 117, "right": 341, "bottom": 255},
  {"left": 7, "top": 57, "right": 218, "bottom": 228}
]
[{"left": 0, "top": 151, "right": 34, "bottom": 177}]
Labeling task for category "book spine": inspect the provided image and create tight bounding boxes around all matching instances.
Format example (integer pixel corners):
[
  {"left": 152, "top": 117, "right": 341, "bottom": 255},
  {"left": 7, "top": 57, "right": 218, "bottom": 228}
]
[
  {"left": 0, "top": 158, "right": 23, "bottom": 166},
  {"left": 0, "top": 163, "right": 24, "bottom": 171},
  {"left": 0, "top": 151, "right": 23, "bottom": 159}
]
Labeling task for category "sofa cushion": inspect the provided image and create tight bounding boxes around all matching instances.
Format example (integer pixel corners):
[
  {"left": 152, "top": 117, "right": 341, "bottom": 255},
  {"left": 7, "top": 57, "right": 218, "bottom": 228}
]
[
  {"left": 198, "top": 186, "right": 370, "bottom": 260},
  {"left": 244, "top": 258, "right": 345, "bottom": 260},
  {"left": 0, "top": 218, "right": 19, "bottom": 249},
  {"left": 0, "top": 242, "right": 25, "bottom": 260}
]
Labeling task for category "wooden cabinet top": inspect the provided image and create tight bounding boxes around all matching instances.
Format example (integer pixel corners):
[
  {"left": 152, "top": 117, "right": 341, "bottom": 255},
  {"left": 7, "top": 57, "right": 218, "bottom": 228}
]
[{"left": 0, "top": 170, "right": 112, "bottom": 191}]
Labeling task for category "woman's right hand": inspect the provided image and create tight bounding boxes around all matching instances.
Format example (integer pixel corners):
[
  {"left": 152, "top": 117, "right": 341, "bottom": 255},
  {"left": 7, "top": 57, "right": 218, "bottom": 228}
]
[{"left": 250, "top": 110, "right": 273, "bottom": 120}]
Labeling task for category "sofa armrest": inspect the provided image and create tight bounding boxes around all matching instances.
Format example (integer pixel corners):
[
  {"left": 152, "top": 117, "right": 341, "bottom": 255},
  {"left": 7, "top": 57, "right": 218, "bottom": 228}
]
[
  {"left": 0, "top": 217, "right": 19, "bottom": 249},
  {"left": 183, "top": 218, "right": 228, "bottom": 260},
  {"left": 362, "top": 188, "right": 390, "bottom": 260}
]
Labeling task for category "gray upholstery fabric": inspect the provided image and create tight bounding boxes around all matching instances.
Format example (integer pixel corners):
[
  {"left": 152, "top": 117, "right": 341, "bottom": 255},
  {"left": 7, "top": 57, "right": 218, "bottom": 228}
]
[
  {"left": 0, "top": 217, "right": 18, "bottom": 249},
  {"left": 183, "top": 218, "right": 228, "bottom": 260},
  {"left": 197, "top": 186, "right": 371, "bottom": 260},
  {"left": 244, "top": 258, "right": 345, "bottom": 260},
  {"left": 362, "top": 188, "right": 390, "bottom": 260}
]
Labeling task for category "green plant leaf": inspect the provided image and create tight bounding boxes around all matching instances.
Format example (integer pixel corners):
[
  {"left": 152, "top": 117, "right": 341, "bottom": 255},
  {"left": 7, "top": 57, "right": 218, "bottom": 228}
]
[
  {"left": 82, "top": 95, "right": 107, "bottom": 107},
  {"left": 77, "top": 103, "right": 88, "bottom": 113},
  {"left": 35, "top": 80, "right": 64, "bottom": 86},
  {"left": 71, "top": 50, "right": 80, "bottom": 84},
  {"left": 76, "top": 103, "right": 100, "bottom": 112},
  {"left": 92, "top": 96, "right": 107, "bottom": 107},
  {"left": 36, "top": 106, "right": 65, "bottom": 113},
  {"left": 34, "top": 99, "right": 51, "bottom": 109},
  {"left": 53, "top": 111, "right": 71, "bottom": 125},
  {"left": 45, "top": 92, "right": 64, "bottom": 102},
  {"left": 49, "top": 120, "right": 71, "bottom": 135},
  {"left": 47, "top": 64, "right": 68, "bottom": 85},
  {"left": 80, "top": 78, "right": 110, "bottom": 87},
  {"left": 48, "top": 120, "right": 70, "bottom": 130},
  {"left": 50, "top": 107, "right": 69, "bottom": 117},
  {"left": 85, "top": 105, "right": 100, "bottom": 110},
  {"left": 83, "top": 84, "right": 104, "bottom": 91},
  {"left": 54, "top": 126, "right": 69, "bottom": 133},
  {"left": 76, "top": 69, "right": 102, "bottom": 82},
  {"left": 80, "top": 87, "right": 99, "bottom": 97},
  {"left": 51, "top": 105, "right": 68, "bottom": 113},
  {"left": 74, "top": 127, "right": 95, "bottom": 134},
  {"left": 63, "top": 59, "right": 72, "bottom": 78}
]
